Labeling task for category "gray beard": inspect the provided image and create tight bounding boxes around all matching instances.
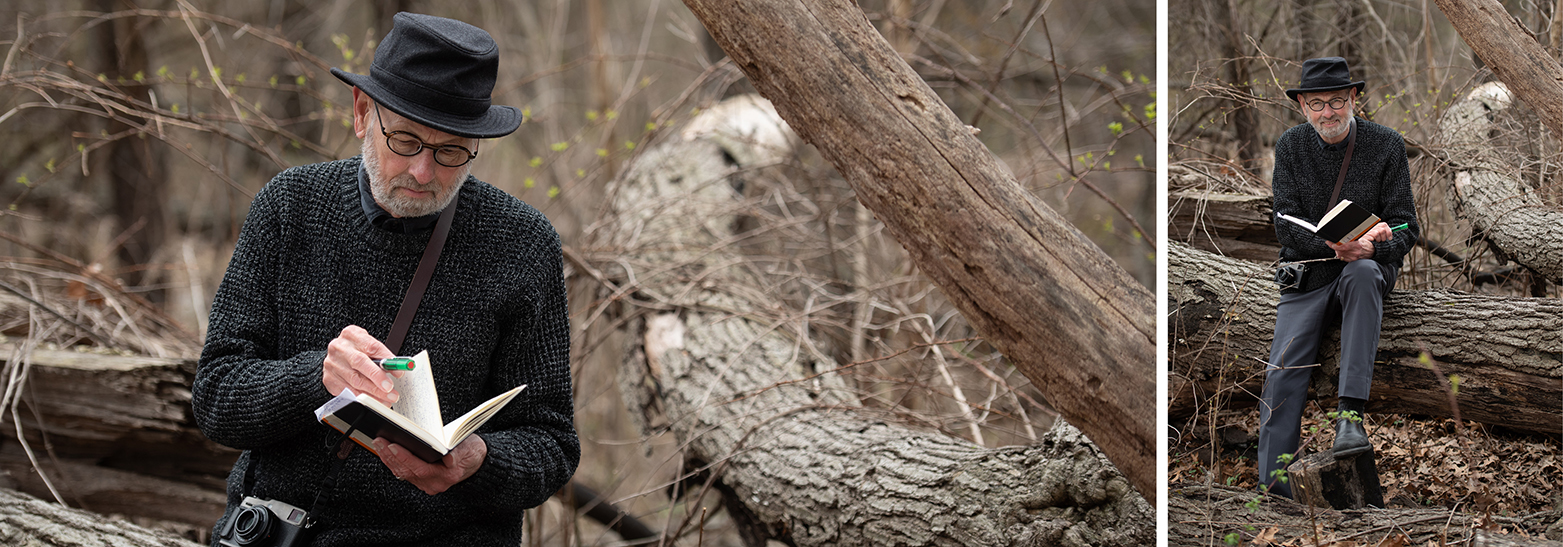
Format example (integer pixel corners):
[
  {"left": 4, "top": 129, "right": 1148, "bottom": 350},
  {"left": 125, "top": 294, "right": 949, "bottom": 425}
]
[
  {"left": 361, "top": 137, "right": 467, "bottom": 218},
  {"left": 1310, "top": 110, "right": 1353, "bottom": 142}
]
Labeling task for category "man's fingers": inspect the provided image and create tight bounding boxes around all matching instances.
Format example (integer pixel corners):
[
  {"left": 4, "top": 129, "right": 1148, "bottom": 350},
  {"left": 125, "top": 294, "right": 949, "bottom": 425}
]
[
  {"left": 340, "top": 326, "right": 393, "bottom": 358},
  {"left": 325, "top": 332, "right": 398, "bottom": 403},
  {"left": 375, "top": 440, "right": 458, "bottom": 495}
]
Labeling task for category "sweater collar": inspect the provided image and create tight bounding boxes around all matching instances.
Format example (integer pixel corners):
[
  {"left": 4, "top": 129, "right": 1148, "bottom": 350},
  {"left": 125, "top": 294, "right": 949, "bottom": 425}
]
[{"left": 358, "top": 163, "right": 442, "bottom": 234}]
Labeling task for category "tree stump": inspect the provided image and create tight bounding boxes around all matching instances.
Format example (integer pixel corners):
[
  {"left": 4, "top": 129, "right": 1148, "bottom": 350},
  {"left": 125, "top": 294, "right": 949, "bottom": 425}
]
[{"left": 1287, "top": 449, "right": 1384, "bottom": 510}]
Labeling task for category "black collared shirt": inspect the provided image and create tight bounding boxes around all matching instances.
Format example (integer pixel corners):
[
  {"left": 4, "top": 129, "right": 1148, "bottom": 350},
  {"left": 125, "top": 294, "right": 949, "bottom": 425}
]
[{"left": 358, "top": 164, "right": 442, "bottom": 234}]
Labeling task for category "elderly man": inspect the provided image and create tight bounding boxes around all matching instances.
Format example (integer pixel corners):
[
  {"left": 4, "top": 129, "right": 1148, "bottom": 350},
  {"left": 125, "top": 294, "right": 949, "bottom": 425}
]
[
  {"left": 1256, "top": 57, "right": 1419, "bottom": 499},
  {"left": 193, "top": 13, "right": 577, "bottom": 545}
]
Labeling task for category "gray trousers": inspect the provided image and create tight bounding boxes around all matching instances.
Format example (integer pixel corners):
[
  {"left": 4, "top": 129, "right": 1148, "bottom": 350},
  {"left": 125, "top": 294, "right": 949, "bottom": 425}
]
[{"left": 1257, "top": 259, "right": 1396, "bottom": 498}]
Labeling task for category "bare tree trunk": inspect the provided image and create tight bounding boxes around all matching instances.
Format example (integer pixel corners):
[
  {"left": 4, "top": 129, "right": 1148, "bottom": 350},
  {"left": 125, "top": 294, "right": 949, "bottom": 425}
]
[
  {"left": 1337, "top": 0, "right": 1363, "bottom": 68},
  {"left": 597, "top": 95, "right": 1151, "bottom": 546},
  {"left": 1435, "top": 82, "right": 1563, "bottom": 283},
  {"left": 0, "top": 487, "right": 203, "bottom": 547},
  {"left": 1435, "top": 0, "right": 1563, "bottom": 141},
  {"left": 1170, "top": 485, "right": 1563, "bottom": 545},
  {"left": 1169, "top": 241, "right": 1563, "bottom": 434},
  {"left": 97, "top": 0, "right": 167, "bottom": 297},
  {"left": 1290, "top": 0, "right": 1323, "bottom": 58},
  {"left": 1215, "top": 0, "right": 1262, "bottom": 171},
  {"left": 680, "top": 0, "right": 1156, "bottom": 500}
]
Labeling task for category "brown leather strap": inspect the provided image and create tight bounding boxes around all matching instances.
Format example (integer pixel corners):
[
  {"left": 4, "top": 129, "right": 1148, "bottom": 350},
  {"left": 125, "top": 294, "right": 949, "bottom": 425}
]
[
  {"left": 386, "top": 201, "right": 457, "bottom": 355},
  {"left": 1329, "top": 119, "right": 1357, "bottom": 207}
]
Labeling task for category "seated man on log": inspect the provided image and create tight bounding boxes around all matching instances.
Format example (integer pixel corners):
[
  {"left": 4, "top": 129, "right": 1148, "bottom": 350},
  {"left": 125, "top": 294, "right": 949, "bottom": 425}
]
[
  {"left": 191, "top": 13, "right": 577, "bottom": 545},
  {"left": 1257, "top": 57, "right": 1420, "bottom": 498}
]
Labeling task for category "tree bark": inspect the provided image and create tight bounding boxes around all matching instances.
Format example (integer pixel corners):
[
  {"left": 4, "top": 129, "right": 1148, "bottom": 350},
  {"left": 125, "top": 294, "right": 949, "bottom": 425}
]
[
  {"left": 1434, "top": 82, "right": 1563, "bottom": 283},
  {"left": 679, "top": 0, "right": 1156, "bottom": 500},
  {"left": 597, "top": 95, "right": 1152, "bottom": 546},
  {"left": 1434, "top": 0, "right": 1563, "bottom": 141},
  {"left": 1170, "top": 485, "right": 1563, "bottom": 546},
  {"left": 0, "top": 348, "right": 236, "bottom": 486},
  {"left": 1169, "top": 242, "right": 1563, "bottom": 434},
  {"left": 1286, "top": 450, "right": 1384, "bottom": 510},
  {"left": 0, "top": 486, "right": 204, "bottom": 547},
  {"left": 1167, "top": 187, "right": 1280, "bottom": 262}
]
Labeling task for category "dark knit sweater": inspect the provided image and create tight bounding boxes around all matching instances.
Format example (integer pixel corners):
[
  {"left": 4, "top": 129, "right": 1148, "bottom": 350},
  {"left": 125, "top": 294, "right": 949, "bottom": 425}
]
[
  {"left": 193, "top": 157, "right": 578, "bottom": 546},
  {"left": 1272, "top": 117, "right": 1420, "bottom": 293}
]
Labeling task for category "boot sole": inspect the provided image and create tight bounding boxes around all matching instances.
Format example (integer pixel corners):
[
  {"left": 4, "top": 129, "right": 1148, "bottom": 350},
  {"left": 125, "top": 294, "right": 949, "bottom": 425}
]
[{"left": 1332, "top": 444, "right": 1372, "bottom": 459}]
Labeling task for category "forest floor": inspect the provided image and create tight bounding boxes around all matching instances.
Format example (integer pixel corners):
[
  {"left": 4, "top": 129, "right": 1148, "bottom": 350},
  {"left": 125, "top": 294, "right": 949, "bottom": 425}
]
[{"left": 1170, "top": 410, "right": 1562, "bottom": 518}]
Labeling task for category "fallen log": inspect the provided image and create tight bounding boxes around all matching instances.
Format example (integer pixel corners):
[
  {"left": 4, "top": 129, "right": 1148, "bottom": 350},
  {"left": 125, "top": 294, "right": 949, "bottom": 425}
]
[
  {"left": 0, "top": 346, "right": 662, "bottom": 540},
  {"left": 1167, "top": 162, "right": 1281, "bottom": 263},
  {"left": 1169, "top": 241, "right": 1563, "bottom": 434},
  {"left": 1435, "top": 82, "right": 1563, "bottom": 284},
  {"left": 0, "top": 485, "right": 203, "bottom": 546},
  {"left": 0, "top": 346, "right": 233, "bottom": 529},
  {"left": 1167, "top": 190, "right": 1279, "bottom": 262},
  {"left": 0, "top": 443, "right": 221, "bottom": 540},
  {"left": 684, "top": 0, "right": 1156, "bottom": 499},
  {"left": 594, "top": 94, "right": 1152, "bottom": 546}
]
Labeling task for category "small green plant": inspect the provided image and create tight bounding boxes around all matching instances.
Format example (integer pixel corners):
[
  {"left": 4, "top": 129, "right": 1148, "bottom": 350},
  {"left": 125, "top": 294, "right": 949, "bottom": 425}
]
[
  {"left": 1325, "top": 409, "right": 1362, "bottom": 424},
  {"left": 1267, "top": 452, "right": 1293, "bottom": 486},
  {"left": 1224, "top": 532, "right": 1241, "bottom": 545}
]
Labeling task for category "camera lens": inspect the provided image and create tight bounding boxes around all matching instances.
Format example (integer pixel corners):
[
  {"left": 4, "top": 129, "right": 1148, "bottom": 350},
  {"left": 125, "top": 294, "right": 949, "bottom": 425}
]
[{"left": 232, "top": 506, "right": 272, "bottom": 545}]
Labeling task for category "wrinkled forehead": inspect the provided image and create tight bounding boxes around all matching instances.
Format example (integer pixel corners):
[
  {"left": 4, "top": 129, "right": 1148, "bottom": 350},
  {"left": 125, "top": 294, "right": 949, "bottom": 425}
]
[
  {"left": 371, "top": 99, "right": 475, "bottom": 146},
  {"left": 1299, "top": 88, "right": 1356, "bottom": 103}
]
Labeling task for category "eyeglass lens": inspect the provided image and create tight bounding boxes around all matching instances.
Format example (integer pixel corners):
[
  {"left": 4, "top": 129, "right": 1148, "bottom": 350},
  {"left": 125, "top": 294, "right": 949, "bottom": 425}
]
[
  {"left": 1308, "top": 97, "right": 1348, "bottom": 112},
  {"left": 384, "top": 134, "right": 474, "bottom": 167},
  {"left": 374, "top": 105, "right": 477, "bottom": 167}
]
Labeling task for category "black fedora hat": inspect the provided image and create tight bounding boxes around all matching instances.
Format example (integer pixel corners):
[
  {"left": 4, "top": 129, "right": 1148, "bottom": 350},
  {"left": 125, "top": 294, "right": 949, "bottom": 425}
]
[
  {"left": 332, "top": 12, "right": 521, "bottom": 139},
  {"left": 1284, "top": 57, "right": 1366, "bottom": 102}
]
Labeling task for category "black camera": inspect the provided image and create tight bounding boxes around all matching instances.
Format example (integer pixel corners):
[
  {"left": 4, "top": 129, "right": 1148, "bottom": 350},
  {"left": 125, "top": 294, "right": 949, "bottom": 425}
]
[
  {"left": 1275, "top": 263, "right": 1307, "bottom": 290},
  {"left": 216, "top": 496, "right": 313, "bottom": 547}
]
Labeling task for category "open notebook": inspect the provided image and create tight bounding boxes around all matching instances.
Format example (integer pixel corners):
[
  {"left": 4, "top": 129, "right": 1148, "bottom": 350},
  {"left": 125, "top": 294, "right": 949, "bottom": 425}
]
[
  {"left": 1277, "top": 199, "right": 1380, "bottom": 244},
  {"left": 314, "top": 351, "right": 525, "bottom": 463}
]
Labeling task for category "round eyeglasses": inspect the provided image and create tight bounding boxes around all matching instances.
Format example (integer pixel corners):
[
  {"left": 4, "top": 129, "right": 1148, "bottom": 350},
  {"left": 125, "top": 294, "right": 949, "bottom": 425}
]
[
  {"left": 1305, "top": 97, "right": 1350, "bottom": 112},
  {"left": 373, "top": 104, "right": 478, "bottom": 167}
]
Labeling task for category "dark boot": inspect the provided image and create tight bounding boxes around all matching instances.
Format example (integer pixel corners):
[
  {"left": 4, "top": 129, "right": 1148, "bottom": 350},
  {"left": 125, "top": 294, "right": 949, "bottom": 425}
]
[{"left": 1332, "top": 417, "right": 1371, "bottom": 458}]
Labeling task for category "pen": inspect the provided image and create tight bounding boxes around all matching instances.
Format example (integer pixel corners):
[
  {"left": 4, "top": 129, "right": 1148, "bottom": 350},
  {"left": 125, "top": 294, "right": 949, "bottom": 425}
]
[
  {"left": 1390, "top": 223, "right": 1409, "bottom": 232},
  {"left": 375, "top": 357, "right": 416, "bottom": 371}
]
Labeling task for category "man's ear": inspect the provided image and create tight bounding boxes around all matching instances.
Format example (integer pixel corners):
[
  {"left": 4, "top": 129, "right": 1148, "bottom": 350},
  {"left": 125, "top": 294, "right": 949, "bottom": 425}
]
[{"left": 352, "top": 88, "right": 371, "bottom": 139}]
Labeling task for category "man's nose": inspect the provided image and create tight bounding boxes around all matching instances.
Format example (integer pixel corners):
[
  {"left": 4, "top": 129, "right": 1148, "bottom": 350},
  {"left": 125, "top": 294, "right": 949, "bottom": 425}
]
[{"left": 407, "top": 150, "right": 438, "bottom": 184}]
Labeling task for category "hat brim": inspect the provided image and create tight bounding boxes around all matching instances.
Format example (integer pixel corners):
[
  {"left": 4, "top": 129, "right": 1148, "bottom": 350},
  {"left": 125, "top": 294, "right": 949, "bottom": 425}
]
[
  {"left": 333, "top": 68, "right": 523, "bottom": 139},
  {"left": 1285, "top": 81, "right": 1366, "bottom": 102}
]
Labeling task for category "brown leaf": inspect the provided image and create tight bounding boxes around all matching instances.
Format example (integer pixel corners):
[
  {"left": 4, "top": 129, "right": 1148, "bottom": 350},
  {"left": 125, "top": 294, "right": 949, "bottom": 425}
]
[
  {"left": 1251, "top": 526, "right": 1279, "bottom": 545},
  {"left": 1374, "top": 533, "right": 1410, "bottom": 547}
]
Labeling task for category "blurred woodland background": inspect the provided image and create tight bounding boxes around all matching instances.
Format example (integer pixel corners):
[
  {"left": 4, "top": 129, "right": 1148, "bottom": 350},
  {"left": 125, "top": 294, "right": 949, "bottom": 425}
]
[
  {"left": 0, "top": 0, "right": 1154, "bottom": 544},
  {"left": 1169, "top": 0, "right": 1563, "bottom": 543}
]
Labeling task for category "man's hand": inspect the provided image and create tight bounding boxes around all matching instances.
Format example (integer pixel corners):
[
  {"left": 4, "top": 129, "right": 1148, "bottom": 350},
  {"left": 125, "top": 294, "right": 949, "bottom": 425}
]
[
  {"left": 1327, "top": 238, "right": 1375, "bottom": 262},
  {"left": 1362, "top": 221, "right": 1394, "bottom": 242},
  {"left": 323, "top": 325, "right": 401, "bottom": 405},
  {"left": 1326, "top": 222, "right": 1389, "bottom": 262},
  {"left": 374, "top": 435, "right": 487, "bottom": 495}
]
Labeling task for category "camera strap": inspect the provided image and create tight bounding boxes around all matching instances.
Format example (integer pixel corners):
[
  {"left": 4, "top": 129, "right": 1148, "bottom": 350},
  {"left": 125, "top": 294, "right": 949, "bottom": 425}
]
[
  {"left": 1329, "top": 118, "right": 1357, "bottom": 207},
  {"left": 240, "top": 200, "right": 457, "bottom": 526}
]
